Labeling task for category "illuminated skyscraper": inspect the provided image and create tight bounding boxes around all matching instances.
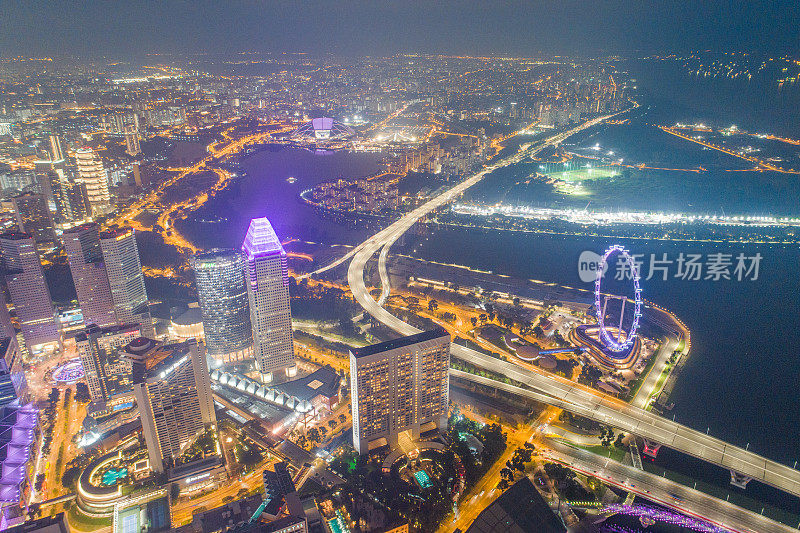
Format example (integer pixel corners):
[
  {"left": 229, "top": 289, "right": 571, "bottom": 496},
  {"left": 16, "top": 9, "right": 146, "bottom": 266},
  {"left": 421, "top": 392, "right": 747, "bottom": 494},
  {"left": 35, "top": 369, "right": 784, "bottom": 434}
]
[
  {"left": 99, "top": 227, "right": 154, "bottom": 337},
  {"left": 74, "top": 148, "right": 111, "bottom": 216},
  {"left": 241, "top": 218, "right": 295, "bottom": 381},
  {"left": 350, "top": 328, "right": 450, "bottom": 454},
  {"left": 63, "top": 223, "right": 117, "bottom": 328},
  {"left": 0, "top": 233, "right": 59, "bottom": 349},
  {"left": 0, "top": 337, "right": 27, "bottom": 407},
  {"left": 35, "top": 157, "right": 89, "bottom": 224},
  {"left": 64, "top": 178, "right": 91, "bottom": 222},
  {"left": 76, "top": 323, "right": 141, "bottom": 403},
  {"left": 129, "top": 338, "right": 215, "bottom": 473},
  {"left": 33, "top": 159, "right": 61, "bottom": 213},
  {"left": 192, "top": 249, "right": 253, "bottom": 362},
  {"left": 0, "top": 291, "right": 14, "bottom": 342},
  {"left": 124, "top": 133, "right": 141, "bottom": 157},
  {"left": 10, "top": 193, "right": 55, "bottom": 243}
]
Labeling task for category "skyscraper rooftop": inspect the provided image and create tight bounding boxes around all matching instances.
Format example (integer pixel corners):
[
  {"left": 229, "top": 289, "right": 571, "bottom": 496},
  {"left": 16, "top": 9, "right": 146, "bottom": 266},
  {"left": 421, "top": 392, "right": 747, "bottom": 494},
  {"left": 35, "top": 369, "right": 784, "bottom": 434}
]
[
  {"left": 350, "top": 326, "right": 449, "bottom": 358},
  {"left": 242, "top": 217, "right": 284, "bottom": 260}
]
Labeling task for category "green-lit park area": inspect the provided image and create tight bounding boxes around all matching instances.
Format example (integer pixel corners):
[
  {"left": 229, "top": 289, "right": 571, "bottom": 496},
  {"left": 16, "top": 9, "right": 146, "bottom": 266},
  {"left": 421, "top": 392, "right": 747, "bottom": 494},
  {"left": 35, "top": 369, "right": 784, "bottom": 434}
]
[
  {"left": 540, "top": 162, "right": 622, "bottom": 196},
  {"left": 545, "top": 165, "right": 621, "bottom": 182}
]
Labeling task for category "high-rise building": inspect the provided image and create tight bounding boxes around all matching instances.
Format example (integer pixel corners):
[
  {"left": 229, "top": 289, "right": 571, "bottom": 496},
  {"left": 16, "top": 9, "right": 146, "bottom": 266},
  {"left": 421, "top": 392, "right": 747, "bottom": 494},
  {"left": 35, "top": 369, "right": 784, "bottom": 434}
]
[
  {"left": 48, "top": 134, "right": 64, "bottom": 161},
  {"left": 0, "top": 291, "right": 15, "bottom": 342},
  {"left": 350, "top": 327, "right": 450, "bottom": 454},
  {"left": 63, "top": 178, "right": 91, "bottom": 223},
  {"left": 33, "top": 158, "right": 88, "bottom": 224},
  {"left": 241, "top": 218, "right": 295, "bottom": 381},
  {"left": 76, "top": 323, "right": 140, "bottom": 403},
  {"left": 0, "top": 169, "right": 35, "bottom": 192},
  {"left": 0, "top": 233, "right": 59, "bottom": 349},
  {"left": 4, "top": 512, "right": 70, "bottom": 533},
  {"left": 465, "top": 477, "right": 566, "bottom": 533},
  {"left": 129, "top": 338, "right": 215, "bottom": 473},
  {"left": 34, "top": 159, "right": 72, "bottom": 223},
  {"left": 192, "top": 249, "right": 253, "bottom": 362},
  {"left": 74, "top": 148, "right": 111, "bottom": 216},
  {"left": 0, "top": 404, "right": 40, "bottom": 529},
  {"left": 99, "top": 227, "right": 154, "bottom": 337},
  {"left": 131, "top": 163, "right": 143, "bottom": 188},
  {"left": 261, "top": 461, "right": 307, "bottom": 526},
  {"left": 0, "top": 337, "right": 27, "bottom": 407},
  {"left": 10, "top": 193, "right": 56, "bottom": 243},
  {"left": 108, "top": 113, "right": 139, "bottom": 134},
  {"left": 63, "top": 223, "right": 116, "bottom": 328},
  {"left": 124, "top": 133, "right": 141, "bottom": 157},
  {"left": 33, "top": 160, "right": 59, "bottom": 211}
]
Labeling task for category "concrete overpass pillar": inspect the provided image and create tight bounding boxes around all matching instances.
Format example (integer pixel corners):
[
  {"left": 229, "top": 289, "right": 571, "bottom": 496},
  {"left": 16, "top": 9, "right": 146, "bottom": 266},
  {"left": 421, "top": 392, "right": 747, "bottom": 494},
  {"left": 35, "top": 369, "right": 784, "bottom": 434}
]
[
  {"left": 642, "top": 438, "right": 661, "bottom": 458},
  {"left": 730, "top": 470, "right": 753, "bottom": 489}
]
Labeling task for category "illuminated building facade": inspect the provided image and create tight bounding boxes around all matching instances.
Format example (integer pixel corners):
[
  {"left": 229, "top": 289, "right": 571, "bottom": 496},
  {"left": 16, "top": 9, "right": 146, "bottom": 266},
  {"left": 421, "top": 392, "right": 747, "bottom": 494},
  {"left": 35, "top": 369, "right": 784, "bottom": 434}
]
[
  {"left": 124, "top": 132, "right": 141, "bottom": 157},
  {"left": 0, "top": 337, "right": 26, "bottom": 407},
  {"left": 192, "top": 249, "right": 253, "bottom": 362},
  {"left": 292, "top": 117, "right": 354, "bottom": 140},
  {"left": 63, "top": 223, "right": 117, "bottom": 328},
  {"left": 63, "top": 178, "right": 91, "bottom": 223},
  {"left": 74, "top": 148, "right": 111, "bottom": 216},
  {"left": 350, "top": 327, "right": 450, "bottom": 454},
  {"left": 76, "top": 323, "right": 141, "bottom": 403},
  {"left": 10, "top": 193, "right": 55, "bottom": 244},
  {"left": 241, "top": 218, "right": 294, "bottom": 381},
  {"left": 34, "top": 156, "right": 89, "bottom": 224},
  {"left": 0, "top": 233, "right": 58, "bottom": 350},
  {"left": 129, "top": 338, "right": 215, "bottom": 473},
  {"left": 99, "top": 227, "right": 154, "bottom": 337},
  {"left": 33, "top": 159, "right": 63, "bottom": 219},
  {"left": 0, "top": 404, "right": 39, "bottom": 527}
]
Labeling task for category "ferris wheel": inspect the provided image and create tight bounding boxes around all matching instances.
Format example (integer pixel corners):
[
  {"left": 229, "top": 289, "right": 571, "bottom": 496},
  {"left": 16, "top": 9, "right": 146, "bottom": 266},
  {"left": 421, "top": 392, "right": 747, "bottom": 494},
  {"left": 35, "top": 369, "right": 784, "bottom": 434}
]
[{"left": 593, "top": 245, "right": 642, "bottom": 352}]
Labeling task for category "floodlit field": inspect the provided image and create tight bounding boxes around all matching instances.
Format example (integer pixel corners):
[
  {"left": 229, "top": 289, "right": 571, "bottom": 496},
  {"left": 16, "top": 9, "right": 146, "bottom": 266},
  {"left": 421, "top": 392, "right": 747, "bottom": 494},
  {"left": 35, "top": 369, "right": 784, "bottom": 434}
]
[{"left": 545, "top": 166, "right": 621, "bottom": 182}]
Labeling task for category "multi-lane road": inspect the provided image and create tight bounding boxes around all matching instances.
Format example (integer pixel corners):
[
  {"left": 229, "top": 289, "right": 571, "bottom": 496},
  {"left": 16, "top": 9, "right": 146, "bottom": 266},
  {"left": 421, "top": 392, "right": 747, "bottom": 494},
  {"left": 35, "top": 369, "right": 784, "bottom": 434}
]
[
  {"left": 344, "top": 112, "right": 800, "bottom": 526},
  {"left": 449, "top": 366, "right": 800, "bottom": 499},
  {"left": 543, "top": 439, "right": 796, "bottom": 533}
]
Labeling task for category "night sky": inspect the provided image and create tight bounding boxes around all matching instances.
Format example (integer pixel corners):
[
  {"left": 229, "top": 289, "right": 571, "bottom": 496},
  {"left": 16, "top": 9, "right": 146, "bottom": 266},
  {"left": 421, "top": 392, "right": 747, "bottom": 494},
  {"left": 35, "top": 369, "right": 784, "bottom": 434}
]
[{"left": 1, "top": 0, "right": 799, "bottom": 58}]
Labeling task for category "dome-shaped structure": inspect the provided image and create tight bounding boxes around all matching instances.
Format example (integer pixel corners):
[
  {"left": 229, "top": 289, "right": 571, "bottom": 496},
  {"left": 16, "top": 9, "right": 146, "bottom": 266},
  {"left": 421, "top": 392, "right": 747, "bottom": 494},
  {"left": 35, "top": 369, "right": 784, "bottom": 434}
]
[{"left": 292, "top": 117, "right": 354, "bottom": 140}]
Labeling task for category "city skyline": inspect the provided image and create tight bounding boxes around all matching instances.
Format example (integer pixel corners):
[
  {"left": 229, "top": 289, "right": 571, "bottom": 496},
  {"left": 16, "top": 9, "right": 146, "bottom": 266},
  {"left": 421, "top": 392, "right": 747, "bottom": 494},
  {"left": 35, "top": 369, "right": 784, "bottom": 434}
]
[{"left": 0, "top": 9, "right": 798, "bottom": 532}]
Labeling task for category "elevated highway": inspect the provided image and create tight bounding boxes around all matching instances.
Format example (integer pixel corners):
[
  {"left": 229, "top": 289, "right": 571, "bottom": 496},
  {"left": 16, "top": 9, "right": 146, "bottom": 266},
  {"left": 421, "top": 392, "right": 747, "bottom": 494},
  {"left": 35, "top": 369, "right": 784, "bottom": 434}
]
[
  {"left": 345, "top": 113, "right": 800, "bottom": 501},
  {"left": 543, "top": 439, "right": 797, "bottom": 533}
]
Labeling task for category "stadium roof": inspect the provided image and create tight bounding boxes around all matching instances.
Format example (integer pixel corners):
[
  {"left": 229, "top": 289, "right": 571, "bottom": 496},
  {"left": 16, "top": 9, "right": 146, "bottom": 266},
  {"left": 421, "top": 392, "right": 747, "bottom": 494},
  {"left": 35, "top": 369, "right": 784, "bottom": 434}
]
[{"left": 292, "top": 117, "right": 354, "bottom": 140}]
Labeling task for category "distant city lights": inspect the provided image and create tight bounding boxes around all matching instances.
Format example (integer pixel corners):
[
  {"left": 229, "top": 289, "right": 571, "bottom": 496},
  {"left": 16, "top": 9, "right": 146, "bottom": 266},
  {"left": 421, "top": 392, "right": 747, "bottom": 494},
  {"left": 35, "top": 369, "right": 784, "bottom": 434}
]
[{"left": 452, "top": 203, "right": 800, "bottom": 227}]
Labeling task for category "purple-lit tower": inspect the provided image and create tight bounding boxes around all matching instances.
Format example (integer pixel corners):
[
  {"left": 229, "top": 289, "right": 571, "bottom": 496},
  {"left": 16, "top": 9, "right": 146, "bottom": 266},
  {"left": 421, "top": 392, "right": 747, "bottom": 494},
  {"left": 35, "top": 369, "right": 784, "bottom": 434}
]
[{"left": 242, "top": 218, "right": 295, "bottom": 382}]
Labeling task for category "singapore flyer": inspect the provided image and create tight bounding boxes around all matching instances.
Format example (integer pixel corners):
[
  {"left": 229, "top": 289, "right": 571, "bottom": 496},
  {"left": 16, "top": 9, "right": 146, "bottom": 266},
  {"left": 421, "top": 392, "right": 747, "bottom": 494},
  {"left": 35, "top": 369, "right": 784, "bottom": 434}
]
[{"left": 594, "top": 244, "right": 642, "bottom": 353}]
